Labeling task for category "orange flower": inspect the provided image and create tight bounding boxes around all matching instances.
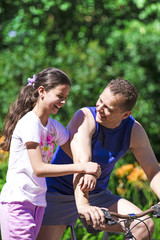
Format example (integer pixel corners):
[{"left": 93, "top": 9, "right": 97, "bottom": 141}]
[
  {"left": 127, "top": 167, "right": 147, "bottom": 182},
  {"left": 115, "top": 164, "right": 134, "bottom": 177},
  {"left": 0, "top": 136, "right": 5, "bottom": 144},
  {"left": 0, "top": 150, "right": 5, "bottom": 154}
]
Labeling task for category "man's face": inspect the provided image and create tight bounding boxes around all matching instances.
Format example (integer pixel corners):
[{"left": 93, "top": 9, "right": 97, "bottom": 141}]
[{"left": 96, "top": 87, "right": 131, "bottom": 128}]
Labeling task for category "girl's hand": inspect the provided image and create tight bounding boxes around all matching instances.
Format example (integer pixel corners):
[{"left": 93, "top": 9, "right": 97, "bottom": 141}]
[
  {"left": 83, "top": 162, "right": 101, "bottom": 178},
  {"left": 79, "top": 174, "right": 97, "bottom": 192}
]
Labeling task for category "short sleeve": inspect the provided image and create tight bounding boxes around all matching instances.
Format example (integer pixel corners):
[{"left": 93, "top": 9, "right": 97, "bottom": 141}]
[
  {"left": 51, "top": 119, "right": 69, "bottom": 146},
  {"left": 18, "top": 115, "right": 41, "bottom": 144}
]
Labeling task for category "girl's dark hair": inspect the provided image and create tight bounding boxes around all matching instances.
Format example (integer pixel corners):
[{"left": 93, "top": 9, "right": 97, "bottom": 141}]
[{"left": 0, "top": 67, "right": 71, "bottom": 151}]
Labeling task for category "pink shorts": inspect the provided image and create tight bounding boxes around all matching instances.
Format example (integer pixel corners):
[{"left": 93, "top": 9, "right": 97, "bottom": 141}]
[{"left": 0, "top": 201, "right": 45, "bottom": 240}]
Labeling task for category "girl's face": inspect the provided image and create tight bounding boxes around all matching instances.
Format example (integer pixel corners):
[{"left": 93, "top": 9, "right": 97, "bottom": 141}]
[{"left": 41, "top": 84, "right": 70, "bottom": 115}]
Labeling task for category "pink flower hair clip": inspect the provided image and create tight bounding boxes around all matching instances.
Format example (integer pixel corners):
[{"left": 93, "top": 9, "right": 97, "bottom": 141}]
[{"left": 27, "top": 75, "right": 37, "bottom": 86}]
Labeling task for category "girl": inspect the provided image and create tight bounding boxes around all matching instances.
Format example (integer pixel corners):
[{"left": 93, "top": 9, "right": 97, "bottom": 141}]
[{"left": 0, "top": 67, "right": 101, "bottom": 240}]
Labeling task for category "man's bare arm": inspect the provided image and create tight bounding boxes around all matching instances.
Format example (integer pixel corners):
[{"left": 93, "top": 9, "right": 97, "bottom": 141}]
[
  {"left": 68, "top": 108, "right": 105, "bottom": 227},
  {"left": 130, "top": 121, "right": 160, "bottom": 200}
]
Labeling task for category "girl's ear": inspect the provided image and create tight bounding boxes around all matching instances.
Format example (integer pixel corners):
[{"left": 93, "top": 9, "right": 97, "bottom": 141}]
[
  {"left": 122, "top": 111, "right": 132, "bottom": 120},
  {"left": 38, "top": 86, "right": 45, "bottom": 99}
]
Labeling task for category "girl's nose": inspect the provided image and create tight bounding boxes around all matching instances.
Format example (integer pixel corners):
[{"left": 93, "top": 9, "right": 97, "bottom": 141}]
[{"left": 60, "top": 99, "right": 66, "bottom": 104}]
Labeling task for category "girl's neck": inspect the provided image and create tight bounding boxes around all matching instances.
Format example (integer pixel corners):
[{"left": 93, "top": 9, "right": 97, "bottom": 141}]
[{"left": 32, "top": 107, "right": 49, "bottom": 127}]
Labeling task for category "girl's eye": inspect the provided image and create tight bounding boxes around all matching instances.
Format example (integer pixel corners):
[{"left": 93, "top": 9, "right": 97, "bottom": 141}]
[
  {"left": 57, "top": 94, "right": 68, "bottom": 101},
  {"left": 57, "top": 95, "right": 64, "bottom": 100}
]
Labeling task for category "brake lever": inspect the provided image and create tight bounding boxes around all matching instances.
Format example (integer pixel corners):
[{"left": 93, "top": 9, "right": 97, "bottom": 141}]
[
  {"left": 152, "top": 204, "right": 160, "bottom": 218},
  {"left": 101, "top": 209, "right": 117, "bottom": 226}
]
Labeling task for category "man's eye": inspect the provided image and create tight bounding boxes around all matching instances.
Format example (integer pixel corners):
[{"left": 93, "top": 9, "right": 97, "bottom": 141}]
[{"left": 106, "top": 107, "right": 112, "bottom": 113}]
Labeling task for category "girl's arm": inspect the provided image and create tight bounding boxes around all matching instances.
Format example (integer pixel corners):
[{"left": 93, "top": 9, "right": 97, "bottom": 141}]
[
  {"left": 26, "top": 142, "right": 101, "bottom": 178},
  {"left": 60, "top": 138, "right": 99, "bottom": 192}
]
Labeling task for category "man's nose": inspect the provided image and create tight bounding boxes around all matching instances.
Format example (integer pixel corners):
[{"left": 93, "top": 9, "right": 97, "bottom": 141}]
[{"left": 97, "top": 103, "right": 104, "bottom": 111}]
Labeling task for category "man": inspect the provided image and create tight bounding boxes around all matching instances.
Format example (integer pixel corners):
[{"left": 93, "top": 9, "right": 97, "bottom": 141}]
[{"left": 37, "top": 79, "right": 160, "bottom": 240}]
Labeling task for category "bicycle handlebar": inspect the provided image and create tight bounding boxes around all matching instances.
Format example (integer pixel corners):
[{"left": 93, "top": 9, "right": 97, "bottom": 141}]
[
  {"left": 102, "top": 204, "right": 160, "bottom": 221},
  {"left": 79, "top": 204, "right": 160, "bottom": 233}
]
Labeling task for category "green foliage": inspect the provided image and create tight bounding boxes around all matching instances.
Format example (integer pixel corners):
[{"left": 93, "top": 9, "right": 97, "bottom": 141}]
[
  {"left": 1, "top": 1, "right": 160, "bottom": 239},
  {"left": 0, "top": 158, "right": 8, "bottom": 192},
  {"left": 61, "top": 220, "right": 106, "bottom": 240},
  {"left": 108, "top": 160, "right": 158, "bottom": 209},
  {"left": 1, "top": 1, "right": 160, "bottom": 149},
  {"left": 152, "top": 218, "right": 160, "bottom": 240}
]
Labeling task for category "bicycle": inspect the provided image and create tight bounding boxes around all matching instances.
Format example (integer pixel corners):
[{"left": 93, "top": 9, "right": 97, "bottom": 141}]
[{"left": 79, "top": 204, "right": 160, "bottom": 240}]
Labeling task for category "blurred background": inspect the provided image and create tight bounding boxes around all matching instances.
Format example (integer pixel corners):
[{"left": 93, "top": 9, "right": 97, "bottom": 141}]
[{"left": 0, "top": 0, "right": 160, "bottom": 239}]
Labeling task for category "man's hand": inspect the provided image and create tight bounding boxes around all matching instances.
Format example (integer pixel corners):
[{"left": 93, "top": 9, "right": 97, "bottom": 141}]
[
  {"left": 78, "top": 174, "right": 97, "bottom": 192},
  {"left": 78, "top": 204, "right": 106, "bottom": 229}
]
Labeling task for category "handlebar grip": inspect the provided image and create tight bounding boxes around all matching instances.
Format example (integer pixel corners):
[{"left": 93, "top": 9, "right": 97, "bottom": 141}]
[{"left": 79, "top": 215, "right": 101, "bottom": 234}]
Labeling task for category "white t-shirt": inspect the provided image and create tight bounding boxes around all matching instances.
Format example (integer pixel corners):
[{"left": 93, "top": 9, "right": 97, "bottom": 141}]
[{"left": 0, "top": 111, "right": 69, "bottom": 207}]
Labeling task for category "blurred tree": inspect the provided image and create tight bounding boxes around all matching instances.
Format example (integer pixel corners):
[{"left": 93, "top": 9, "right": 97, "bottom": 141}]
[{"left": 0, "top": 0, "right": 160, "bottom": 160}]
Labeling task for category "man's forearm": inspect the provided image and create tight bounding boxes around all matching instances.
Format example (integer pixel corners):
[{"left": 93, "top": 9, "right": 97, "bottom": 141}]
[{"left": 73, "top": 173, "right": 90, "bottom": 212}]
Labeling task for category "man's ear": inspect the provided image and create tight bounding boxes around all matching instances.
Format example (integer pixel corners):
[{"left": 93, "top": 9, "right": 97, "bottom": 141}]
[{"left": 122, "top": 111, "right": 132, "bottom": 120}]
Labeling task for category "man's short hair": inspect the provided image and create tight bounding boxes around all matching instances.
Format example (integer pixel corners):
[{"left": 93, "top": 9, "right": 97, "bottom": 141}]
[{"left": 107, "top": 78, "right": 138, "bottom": 112}]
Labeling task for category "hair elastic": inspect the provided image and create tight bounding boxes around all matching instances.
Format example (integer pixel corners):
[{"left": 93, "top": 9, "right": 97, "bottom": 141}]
[{"left": 27, "top": 75, "right": 37, "bottom": 86}]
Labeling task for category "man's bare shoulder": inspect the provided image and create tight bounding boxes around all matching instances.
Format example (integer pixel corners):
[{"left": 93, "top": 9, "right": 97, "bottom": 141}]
[
  {"left": 130, "top": 120, "right": 148, "bottom": 149},
  {"left": 74, "top": 107, "right": 94, "bottom": 116},
  {"left": 68, "top": 107, "right": 95, "bottom": 134},
  {"left": 132, "top": 120, "right": 146, "bottom": 135}
]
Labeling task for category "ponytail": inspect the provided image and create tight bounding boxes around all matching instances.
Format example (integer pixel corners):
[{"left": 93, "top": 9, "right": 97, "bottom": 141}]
[
  {"left": 0, "top": 85, "right": 36, "bottom": 151},
  {"left": 0, "top": 67, "right": 71, "bottom": 151}
]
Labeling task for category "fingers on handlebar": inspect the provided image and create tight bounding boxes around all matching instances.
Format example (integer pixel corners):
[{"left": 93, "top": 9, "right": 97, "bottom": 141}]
[{"left": 84, "top": 207, "right": 107, "bottom": 229}]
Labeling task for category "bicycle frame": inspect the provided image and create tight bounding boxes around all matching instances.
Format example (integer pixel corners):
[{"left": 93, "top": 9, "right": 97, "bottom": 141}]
[{"left": 70, "top": 225, "right": 76, "bottom": 240}]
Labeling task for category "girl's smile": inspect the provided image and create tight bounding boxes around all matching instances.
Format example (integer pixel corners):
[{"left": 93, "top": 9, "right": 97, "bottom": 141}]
[{"left": 33, "top": 84, "right": 70, "bottom": 126}]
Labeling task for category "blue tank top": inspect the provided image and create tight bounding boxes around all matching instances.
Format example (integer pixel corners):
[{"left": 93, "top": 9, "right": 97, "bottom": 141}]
[{"left": 46, "top": 107, "right": 135, "bottom": 195}]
